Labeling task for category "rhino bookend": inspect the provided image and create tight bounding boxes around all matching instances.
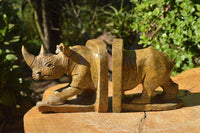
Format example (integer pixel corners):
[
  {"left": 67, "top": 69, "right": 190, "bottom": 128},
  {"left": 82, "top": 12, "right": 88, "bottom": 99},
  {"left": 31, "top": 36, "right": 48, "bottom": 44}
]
[
  {"left": 22, "top": 39, "right": 183, "bottom": 113},
  {"left": 22, "top": 39, "right": 108, "bottom": 112},
  {"left": 112, "top": 39, "right": 183, "bottom": 112}
]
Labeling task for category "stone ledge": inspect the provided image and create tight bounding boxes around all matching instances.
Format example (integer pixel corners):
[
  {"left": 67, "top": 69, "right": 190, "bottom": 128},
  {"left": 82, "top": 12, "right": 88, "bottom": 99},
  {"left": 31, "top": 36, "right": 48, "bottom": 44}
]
[{"left": 24, "top": 67, "right": 200, "bottom": 133}]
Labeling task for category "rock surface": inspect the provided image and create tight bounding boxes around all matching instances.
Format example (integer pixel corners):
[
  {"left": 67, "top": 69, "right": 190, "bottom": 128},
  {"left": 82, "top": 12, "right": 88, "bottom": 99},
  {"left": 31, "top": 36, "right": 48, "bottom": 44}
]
[{"left": 24, "top": 68, "right": 200, "bottom": 133}]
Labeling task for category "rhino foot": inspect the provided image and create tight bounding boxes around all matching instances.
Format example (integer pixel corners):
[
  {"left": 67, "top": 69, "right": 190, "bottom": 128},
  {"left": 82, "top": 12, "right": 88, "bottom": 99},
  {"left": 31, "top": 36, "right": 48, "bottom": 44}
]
[
  {"left": 36, "top": 94, "right": 66, "bottom": 106},
  {"left": 130, "top": 95, "right": 151, "bottom": 104},
  {"left": 155, "top": 93, "right": 178, "bottom": 101}
]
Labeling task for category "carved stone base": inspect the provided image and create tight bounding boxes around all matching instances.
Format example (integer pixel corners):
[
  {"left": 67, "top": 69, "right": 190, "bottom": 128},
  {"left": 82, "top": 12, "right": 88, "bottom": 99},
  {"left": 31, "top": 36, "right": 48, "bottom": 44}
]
[
  {"left": 38, "top": 104, "right": 95, "bottom": 113},
  {"left": 122, "top": 99, "right": 184, "bottom": 112}
]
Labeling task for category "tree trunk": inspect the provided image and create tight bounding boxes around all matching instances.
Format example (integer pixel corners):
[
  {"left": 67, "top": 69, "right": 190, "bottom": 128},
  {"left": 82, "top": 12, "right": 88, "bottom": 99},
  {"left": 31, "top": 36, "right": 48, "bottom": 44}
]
[{"left": 28, "top": 0, "right": 61, "bottom": 53}]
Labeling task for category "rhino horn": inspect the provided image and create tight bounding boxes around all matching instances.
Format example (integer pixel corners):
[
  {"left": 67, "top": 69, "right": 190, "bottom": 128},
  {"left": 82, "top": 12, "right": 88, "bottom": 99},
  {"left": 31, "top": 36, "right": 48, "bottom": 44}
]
[
  {"left": 22, "top": 45, "right": 35, "bottom": 67},
  {"left": 39, "top": 44, "right": 48, "bottom": 55}
]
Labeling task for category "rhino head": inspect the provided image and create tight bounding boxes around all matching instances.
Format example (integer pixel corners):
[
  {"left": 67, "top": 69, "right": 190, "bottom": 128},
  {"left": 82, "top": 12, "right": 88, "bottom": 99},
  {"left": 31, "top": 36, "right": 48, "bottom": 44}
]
[{"left": 22, "top": 43, "right": 71, "bottom": 80}]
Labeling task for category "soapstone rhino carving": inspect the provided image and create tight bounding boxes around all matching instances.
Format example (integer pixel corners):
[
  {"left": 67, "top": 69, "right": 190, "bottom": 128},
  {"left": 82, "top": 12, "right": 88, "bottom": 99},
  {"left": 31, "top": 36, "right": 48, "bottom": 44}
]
[
  {"left": 122, "top": 46, "right": 178, "bottom": 103},
  {"left": 22, "top": 41, "right": 178, "bottom": 105}
]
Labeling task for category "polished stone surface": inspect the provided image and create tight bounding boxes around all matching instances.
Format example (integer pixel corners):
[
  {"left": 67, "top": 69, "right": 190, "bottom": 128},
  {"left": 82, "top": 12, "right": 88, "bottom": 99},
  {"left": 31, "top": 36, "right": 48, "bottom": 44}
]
[{"left": 24, "top": 68, "right": 200, "bottom": 133}]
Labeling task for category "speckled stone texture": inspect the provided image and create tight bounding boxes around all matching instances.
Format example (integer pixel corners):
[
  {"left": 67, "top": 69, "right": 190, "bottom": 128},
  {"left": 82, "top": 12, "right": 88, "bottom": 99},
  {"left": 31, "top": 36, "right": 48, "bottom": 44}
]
[{"left": 24, "top": 68, "right": 200, "bottom": 133}]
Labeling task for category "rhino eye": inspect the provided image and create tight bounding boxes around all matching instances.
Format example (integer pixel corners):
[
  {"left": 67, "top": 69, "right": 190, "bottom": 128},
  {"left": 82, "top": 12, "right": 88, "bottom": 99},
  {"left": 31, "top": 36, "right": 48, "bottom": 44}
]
[
  {"left": 45, "top": 62, "right": 53, "bottom": 67},
  {"left": 47, "top": 63, "right": 52, "bottom": 67}
]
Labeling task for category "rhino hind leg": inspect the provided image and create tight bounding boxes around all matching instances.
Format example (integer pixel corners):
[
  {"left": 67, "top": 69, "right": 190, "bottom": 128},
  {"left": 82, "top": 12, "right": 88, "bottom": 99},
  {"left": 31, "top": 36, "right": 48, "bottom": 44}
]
[
  {"left": 131, "top": 75, "right": 159, "bottom": 104},
  {"left": 159, "top": 78, "right": 179, "bottom": 100}
]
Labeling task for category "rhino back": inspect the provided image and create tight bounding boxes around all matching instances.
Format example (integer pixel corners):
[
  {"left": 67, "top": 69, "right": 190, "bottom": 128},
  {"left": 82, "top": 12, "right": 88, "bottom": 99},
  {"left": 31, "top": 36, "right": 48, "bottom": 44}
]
[{"left": 138, "top": 46, "right": 175, "bottom": 77}]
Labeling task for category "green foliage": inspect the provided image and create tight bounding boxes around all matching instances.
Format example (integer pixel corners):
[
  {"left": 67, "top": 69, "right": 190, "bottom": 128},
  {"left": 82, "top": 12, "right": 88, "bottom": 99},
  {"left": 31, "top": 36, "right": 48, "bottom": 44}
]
[
  {"left": 60, "top": 0, "right": 133, "bottom": 46},
  {"left": 61, "top": 0, "right": 112, "bottom": 45},
  {"left": 131, "top": 0, "right": 200, "bottom": 75},
  {"left": 12, "top": 0, "right": 199, "bottom": 76},
  {"left": 20, "top": 2, "right": 42, "bottom": 55},
  {"left": 14, "top": 0, "right": 42, "bottom": 55},
  {"left": 0, "top": 0, "right": 33, "bottom": 128},
  {"left": 106, "top": 2, "right": 137, "bottom": 49}
]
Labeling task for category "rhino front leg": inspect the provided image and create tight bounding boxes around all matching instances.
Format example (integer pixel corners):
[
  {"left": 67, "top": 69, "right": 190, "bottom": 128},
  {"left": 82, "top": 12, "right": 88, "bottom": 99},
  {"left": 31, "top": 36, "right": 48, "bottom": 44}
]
[{"left": 37, "top": 87, "right": 83, "bottom": 106}]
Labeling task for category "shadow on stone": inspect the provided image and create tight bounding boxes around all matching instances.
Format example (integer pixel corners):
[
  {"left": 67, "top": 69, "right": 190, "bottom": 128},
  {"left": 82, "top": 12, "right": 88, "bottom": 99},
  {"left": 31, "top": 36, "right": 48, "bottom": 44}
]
[
  {"left": 66, "top": 90, "right": 96, "bottom": 105},
  {"left": 178, "top": 89, "right": 200, "bottom": 107},
  {"left": 108, "top": 97, "right": 113, "bottom": 112}
]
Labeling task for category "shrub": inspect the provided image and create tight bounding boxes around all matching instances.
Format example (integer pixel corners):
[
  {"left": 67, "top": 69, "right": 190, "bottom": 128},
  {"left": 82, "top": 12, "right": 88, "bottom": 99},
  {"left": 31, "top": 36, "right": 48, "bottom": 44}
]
[
  {"left": 131, "top": 0, "right": 200, "bottom": 75},
  {"left": 106, "top": 3, "right": 137, "bottom": 49},
  {"left": 61, "top": 0, "right": 112, "bottom": 45},
  {"left": 0, "top": 1, "right": 34, "bottom": 131}
]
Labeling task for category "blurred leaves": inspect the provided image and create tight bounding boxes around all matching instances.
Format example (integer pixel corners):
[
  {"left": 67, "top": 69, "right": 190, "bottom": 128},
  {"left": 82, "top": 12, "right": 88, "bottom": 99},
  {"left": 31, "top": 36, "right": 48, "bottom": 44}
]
[
  {"left": 0, "top": 1, "right": 33, "bottom": 130},
  {"left": 61, "top": 0, "right": 112, "bottom": 45},
  {"left": 105, "top": 1, "right": 138, "bottom": 49},
  {"left": 131, "top": 0, "right": 200, "bottom": 75}
]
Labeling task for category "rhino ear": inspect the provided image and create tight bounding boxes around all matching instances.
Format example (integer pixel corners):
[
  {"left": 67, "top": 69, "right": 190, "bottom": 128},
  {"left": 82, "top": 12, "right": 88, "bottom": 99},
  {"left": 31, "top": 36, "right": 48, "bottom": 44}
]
[
  {"left": 39, "top": 44, "right": 48, "bottom": 55},
  {"left": 22, "top": 45, "right": 35, "bottom": 67},
  {"left": 56, "top": 43, "right": 72, "bottom": 56}
]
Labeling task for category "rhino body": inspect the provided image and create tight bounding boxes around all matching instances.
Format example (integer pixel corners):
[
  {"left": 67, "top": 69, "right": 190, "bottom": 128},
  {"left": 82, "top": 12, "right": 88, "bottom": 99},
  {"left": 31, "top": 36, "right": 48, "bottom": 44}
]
[{"left": 121, "top": 46, "right": 178, "bottom": 102}]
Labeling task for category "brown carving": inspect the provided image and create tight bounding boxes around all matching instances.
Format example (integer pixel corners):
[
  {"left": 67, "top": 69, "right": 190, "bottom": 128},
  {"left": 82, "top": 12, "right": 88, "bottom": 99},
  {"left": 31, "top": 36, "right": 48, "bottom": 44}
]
[
  {"left": 22, "top": 38, "right": 182, "bottom": 113},
  {"left": 112, "top": 39, "right": 182, "bottom": 112},
  {"left": 22, "top": 39, "right": 108, "bottom": 113}
]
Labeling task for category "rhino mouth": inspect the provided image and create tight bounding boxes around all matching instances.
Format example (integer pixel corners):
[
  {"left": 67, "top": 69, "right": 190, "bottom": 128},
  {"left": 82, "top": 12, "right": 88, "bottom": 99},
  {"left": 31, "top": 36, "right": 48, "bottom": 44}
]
[
  {"left": 42, "top": 75, "right": 51, "bottom": 78},
  {"left": 32, "top": 74, "right": 51, "bottom": 80}
]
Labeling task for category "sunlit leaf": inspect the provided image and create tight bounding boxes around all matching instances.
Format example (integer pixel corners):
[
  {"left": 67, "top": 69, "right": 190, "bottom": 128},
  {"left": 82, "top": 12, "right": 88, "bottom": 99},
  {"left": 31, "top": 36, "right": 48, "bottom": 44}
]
[{"left": 6, "top": 54, "right": 17, "bottom": 61}]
